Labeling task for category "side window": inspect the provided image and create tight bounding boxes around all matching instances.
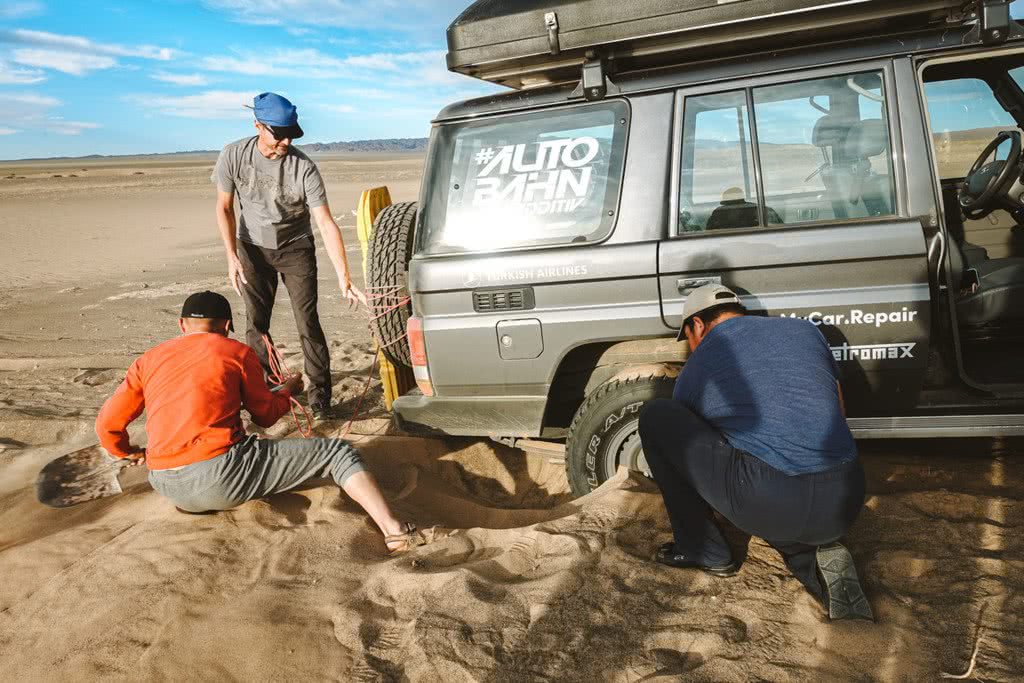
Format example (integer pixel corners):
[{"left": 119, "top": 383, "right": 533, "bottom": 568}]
[
  {"left": 677, "top": 70, "right": 897, "bottom": 235},
  {"left": 924, "top": 78, "right": 1019, "bottom": 179},
  {"left": 679, "top": 91, "right": 758, "bottom": 232},
  {"left": 753, "top": 72, "right": 895, "bottom": 225}
]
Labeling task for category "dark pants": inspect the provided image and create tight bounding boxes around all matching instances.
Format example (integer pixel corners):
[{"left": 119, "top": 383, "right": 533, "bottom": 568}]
[
  {"left": 237, "top": 237, "right": 331, "bottom": 406},
  {"left": 638, "top": 399, "right": 866, "bottom": 598}
]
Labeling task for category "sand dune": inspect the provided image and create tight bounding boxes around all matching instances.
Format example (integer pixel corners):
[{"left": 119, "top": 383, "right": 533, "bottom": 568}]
[{"left": 1, "top": 156, "right": 1022, "bottom": 681}]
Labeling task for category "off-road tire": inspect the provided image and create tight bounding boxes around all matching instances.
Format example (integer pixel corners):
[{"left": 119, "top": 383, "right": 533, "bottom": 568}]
[
  {"left": 565, "top": 373, "right": 676, "bottom": 498},
  {"left": 368, "top": 202, "right": 417, "bottom": 367}
]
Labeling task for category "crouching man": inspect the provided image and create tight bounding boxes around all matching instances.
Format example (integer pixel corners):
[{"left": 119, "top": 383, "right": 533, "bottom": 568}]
[
  {"left": 95, "top": 291, "right": 421, "bottom": 555},
  {"left": 639, "top": 284, "right": 872, "bottom": 620}
]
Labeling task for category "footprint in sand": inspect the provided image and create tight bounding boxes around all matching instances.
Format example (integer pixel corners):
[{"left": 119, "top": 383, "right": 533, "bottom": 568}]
[{"left": 72, "top": 368, "right": 122, "bottom": 386}]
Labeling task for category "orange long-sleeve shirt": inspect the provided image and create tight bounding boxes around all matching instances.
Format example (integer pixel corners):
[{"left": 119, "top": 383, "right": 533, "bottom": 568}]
[{"left": 96, "top": 332, "right": 292, "bottom": 470}]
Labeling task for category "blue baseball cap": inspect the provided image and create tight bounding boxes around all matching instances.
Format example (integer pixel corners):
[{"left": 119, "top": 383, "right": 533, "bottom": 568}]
[{"left": 252, "top": 92, "right": 303, "bottom": 139}]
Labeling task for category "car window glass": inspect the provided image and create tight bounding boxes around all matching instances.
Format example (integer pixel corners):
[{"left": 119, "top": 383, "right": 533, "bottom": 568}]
[
  {"left": 752, "top": 72, "right": 896, "bottom": 225},
  {"left": 924, "top": 78, "right": 1018, "bottom": 179},
  {"left": 418, "top": 102, "right": 627, "bottom": 255},
  {"left": 679, "top": 91, "right": 758, "bottom": 233}
]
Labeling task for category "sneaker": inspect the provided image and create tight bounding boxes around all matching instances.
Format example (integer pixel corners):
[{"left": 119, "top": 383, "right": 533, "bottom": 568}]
[
  {"left": 654, "top": 542, "right": 739, "bottom": 577},
  {"left": 815, "top": 542, "right": 874, "bottom": 620}
]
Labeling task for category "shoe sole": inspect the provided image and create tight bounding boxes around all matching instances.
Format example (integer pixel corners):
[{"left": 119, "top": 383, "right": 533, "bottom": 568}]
[
  {"left": 654, "top": 555, "right": 739, "bottom": 578},
  {"left": 816, "top": 543, "right": 874, "bottom": 621}
]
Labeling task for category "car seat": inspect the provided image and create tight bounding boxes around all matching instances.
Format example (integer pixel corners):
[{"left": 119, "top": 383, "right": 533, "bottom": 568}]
[{"left": 843, "top": 119, "right": 894, "bottom": 216}]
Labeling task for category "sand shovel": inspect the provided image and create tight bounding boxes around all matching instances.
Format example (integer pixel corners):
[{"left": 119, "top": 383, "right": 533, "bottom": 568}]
[{"left": 36, "top": 444, "right": 136, "bottom": 508}]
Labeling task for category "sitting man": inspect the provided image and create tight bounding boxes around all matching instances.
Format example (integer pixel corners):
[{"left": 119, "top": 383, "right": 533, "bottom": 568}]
[
  {"left": 95, "top": 291, "right": 420, "bottom": 555},
  {"left": 639, "top": 284, "right": 871, "bottom": 620}
]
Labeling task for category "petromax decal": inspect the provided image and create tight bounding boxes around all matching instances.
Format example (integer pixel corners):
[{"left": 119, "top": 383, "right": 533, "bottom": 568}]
[
  {"left": 471, "top": 136, "right": 599, "bottom": 215},
  {"left": 831, "top": 342, "right": 916, "bottom": 362}
]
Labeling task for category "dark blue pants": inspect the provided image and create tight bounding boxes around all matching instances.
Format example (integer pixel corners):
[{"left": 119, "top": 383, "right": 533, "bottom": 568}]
[{"left": 638, "top": 399, "right": 865, "bottom": 597}]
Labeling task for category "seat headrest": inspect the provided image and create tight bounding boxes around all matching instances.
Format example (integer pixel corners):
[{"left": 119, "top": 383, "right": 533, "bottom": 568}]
[
  {"left": 812, "top": 114, "right": 852, "bottom": 148},
  {"left": 845, "top": 119, "right": 887, "bottom": 160}
]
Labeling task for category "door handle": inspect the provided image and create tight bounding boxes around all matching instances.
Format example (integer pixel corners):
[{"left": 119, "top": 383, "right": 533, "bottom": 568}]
[{"left": 677, "top": 276, "right": 722, "bottom": 294}]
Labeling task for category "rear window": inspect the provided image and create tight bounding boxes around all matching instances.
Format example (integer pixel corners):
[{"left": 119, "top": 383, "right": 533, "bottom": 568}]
[{"left": 418, "top": 101, "right": 629, "bottom": 255}]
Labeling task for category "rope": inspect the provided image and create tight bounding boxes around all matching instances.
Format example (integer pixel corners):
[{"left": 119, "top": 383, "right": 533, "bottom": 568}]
[
  {"left": 337, "top": 283, "right": 411, "bottom": 437},
  {"left": 262, "top": 334, "right": 314, "bottom": 438}
]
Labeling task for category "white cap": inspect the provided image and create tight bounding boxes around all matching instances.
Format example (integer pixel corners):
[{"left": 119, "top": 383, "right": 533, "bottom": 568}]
[{"left": 677, "top": 284, "right": 741, "bottom": 340}]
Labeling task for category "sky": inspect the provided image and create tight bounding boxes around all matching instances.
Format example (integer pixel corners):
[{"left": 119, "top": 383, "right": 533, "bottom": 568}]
[
  {"left": 0, "top": 0, "right": 498, "bottom": 160},
  {"left": 2, "top": 1, "right": 1024, "bottom": 160}
]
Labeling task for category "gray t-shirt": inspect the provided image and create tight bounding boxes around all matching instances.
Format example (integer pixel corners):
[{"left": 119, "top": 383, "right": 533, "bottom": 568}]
[{"left": 213, "top": 137, "right": 328, "bottom": 249}]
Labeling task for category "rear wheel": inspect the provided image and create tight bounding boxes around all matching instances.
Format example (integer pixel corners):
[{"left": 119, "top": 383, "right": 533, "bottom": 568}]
[
  {"left": 564, "top": 372, "right": 676, "bottom": 497},
  {"left": 367, "top": 202, "right": 417, "bottom": 367}
]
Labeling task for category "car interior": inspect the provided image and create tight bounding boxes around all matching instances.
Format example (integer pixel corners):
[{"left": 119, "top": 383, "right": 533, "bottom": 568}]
[{"left": 922, "top": 54, "right": 1024, "bottom": 385}]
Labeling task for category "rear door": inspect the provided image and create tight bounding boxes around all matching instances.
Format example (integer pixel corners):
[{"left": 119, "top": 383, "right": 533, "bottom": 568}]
[{"left": 660, "top": 61, "right": 932, "bottom": 415}]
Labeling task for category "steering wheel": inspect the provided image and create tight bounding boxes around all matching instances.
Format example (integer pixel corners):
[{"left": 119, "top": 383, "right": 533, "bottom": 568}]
[{"left": 959, "top": 130, "right": 1023, "bottom": 220}]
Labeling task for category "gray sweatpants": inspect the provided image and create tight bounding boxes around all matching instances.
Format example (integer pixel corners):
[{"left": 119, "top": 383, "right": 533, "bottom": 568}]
[{"left": 148, "top": 435, "right": 366, "bottom": 513}]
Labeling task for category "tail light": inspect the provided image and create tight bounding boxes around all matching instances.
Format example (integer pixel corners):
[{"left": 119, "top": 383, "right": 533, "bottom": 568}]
[{"left": 407, "top": 316, "right": 434, "bottom": 396}]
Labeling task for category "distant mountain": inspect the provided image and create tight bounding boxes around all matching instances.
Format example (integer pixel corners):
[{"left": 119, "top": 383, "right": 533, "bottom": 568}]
[
  {"left": 300, "top": 138, "right": 428, "bottom": 153},
  {"left": 6, "top": 138, "right": 429, "bottom": 162}
]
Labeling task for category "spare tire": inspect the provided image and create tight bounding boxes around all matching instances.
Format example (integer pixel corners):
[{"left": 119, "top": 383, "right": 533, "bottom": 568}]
[{"left": 368, "top": 201, "right": 417, "bottom": 367}]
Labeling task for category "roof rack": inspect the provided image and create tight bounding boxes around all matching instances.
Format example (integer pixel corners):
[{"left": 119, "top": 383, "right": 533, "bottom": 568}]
[{"left": 447, "top": 0, "right": 1023, "bottom": 98}]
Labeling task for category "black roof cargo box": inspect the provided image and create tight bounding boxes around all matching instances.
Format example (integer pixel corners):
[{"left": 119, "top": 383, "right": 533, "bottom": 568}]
[{"left": 446, "top": 0, "right": 992, "bottom": 90}]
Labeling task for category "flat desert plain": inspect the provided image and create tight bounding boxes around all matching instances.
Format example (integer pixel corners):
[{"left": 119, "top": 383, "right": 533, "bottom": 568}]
[{"left": 0, "top": 153, "right": 1022, "bottom": 681}]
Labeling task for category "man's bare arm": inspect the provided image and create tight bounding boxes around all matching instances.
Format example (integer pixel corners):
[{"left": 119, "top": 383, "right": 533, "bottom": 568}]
[
  {"left": 311, "top": 202, "right": 367, "bottom": 306},
  {"left": 216, "top": 190, "right": 247, "bottom": 295}
]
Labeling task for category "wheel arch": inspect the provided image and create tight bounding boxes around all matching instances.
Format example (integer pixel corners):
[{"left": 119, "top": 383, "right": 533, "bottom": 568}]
[{"left": 540, "top": 337, "right": 687, "bottom": 437}]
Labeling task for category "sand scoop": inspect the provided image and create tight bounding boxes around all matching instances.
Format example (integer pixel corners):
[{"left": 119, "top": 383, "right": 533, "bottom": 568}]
[{"left": 36, "top": 444, "right": 132, "bottom": 508}]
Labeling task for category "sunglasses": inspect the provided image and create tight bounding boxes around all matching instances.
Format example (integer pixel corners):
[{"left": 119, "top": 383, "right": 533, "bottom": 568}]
[{"left": 260, "top": 123, "right": 291, "bottom": 141}]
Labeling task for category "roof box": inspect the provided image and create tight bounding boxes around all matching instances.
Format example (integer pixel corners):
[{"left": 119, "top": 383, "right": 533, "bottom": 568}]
[{"left": 447, "top": 0, "right": 1001, "bottom": 90}]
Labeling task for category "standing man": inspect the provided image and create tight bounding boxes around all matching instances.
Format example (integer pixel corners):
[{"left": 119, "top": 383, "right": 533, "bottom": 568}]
[
  {"left": 638, "top": 284, "right": 872, "bottom": 620},
  {"left": 214, "top": 92, "right": 365, "bottom": 420}
]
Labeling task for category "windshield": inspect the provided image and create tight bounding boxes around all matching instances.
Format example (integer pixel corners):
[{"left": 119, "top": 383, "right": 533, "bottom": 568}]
[
  {"left": 418, "top": 101, "right": 629, "bottom": 256},
  {"left": 924, "top": 78, "right": 1019, "bottom": 179}
]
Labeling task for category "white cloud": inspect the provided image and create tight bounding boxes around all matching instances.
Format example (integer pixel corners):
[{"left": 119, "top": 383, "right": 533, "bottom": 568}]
[
  {"left": 0, "top": 59, "right": 45, "bottom": 84},
  {"left": 335, "top": 87, "right": 397, "bottom": 100},
  {"left": 12, "top": 49, "right": 116, "bottom": 75},
  {"left": 343, "top": 51, "right": 440, "bottom": 72},
  {"left": 151, "top": 71, "right": 210, "bottom": 86},
  {"left": 198, "top": 47, "right": 448, "bottom": 84},
  {"left": 0, "top": 29, "right": 177, "bottom": 78},
  {"left": 0, "top": 29, "right": 176, "bottom": 60},
  {"left": 204, "top": 0, "right": 467, "bottom": 30},
  {"left": 0, "top": 127, "right": 19, "bottom": 135},
  {"left": 6, "top": 93, "right": 60, "bottom": 107},
  {"left": 320, "top": 103, "right": 355, "bottom": 114},
  {"left": 0, "top": 93, "right": 100, "bottom": 136},
  {"left": 0, "top": 2, "right": 44, "bottom": 19},
  {"left": 126, "top": 90, "right": 258, "bottom": 120},
  {"left": 200, "top": 47, "right": 348, "bottom": 78},
  {"left": 46, "top": 118, "right": 100, "bottom": 135}
]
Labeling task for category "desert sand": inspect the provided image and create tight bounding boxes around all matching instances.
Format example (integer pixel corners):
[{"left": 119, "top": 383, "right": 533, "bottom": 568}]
[{"left": 1, "top": 155, "right": 1022, "bottom": 681}]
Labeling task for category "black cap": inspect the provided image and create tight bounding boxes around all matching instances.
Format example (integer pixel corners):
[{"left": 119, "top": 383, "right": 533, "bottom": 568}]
[{"left": 181, "top": 291, "right": 234, "bottom": 331}]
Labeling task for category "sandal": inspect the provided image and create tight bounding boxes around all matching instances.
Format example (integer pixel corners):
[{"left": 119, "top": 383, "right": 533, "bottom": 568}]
[{"left": 384, "top": 522, "right": 427, "bottom": 556}]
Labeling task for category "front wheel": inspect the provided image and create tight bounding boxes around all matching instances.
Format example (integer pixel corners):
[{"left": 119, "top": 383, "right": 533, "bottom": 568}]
[{"left": 564, "top": 373, "right": 676, "bottom": 497}]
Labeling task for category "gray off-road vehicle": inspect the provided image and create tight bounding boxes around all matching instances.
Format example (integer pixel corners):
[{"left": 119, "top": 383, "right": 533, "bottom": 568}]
[{"left": 368, "top": 0, "right": 1024, "bottom": 496}]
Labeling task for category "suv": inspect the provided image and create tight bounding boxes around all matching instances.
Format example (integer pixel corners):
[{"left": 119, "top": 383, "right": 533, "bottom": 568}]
[{"left": 367, "top": 0, "right": 1024, "bottom": 497}]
